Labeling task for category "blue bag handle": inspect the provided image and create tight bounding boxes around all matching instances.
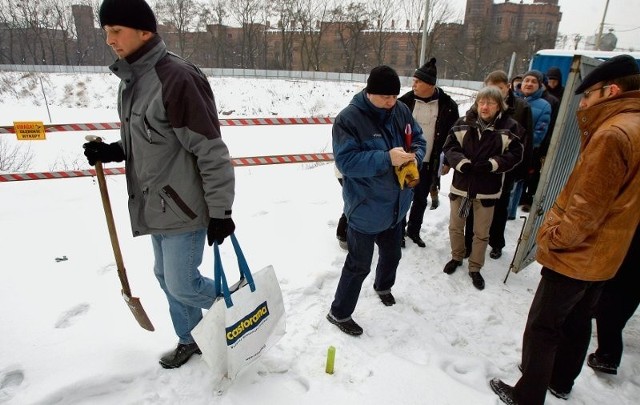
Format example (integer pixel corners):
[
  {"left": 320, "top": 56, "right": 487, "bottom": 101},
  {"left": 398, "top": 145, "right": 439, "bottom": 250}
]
[{"left": 213, "top": 233, "right": 256, "bottom": 308}]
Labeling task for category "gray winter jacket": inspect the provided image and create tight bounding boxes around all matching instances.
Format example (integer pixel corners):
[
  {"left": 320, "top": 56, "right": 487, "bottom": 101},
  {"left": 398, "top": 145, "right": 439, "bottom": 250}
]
[{"left": 109, "top": 35, "right": 235, "bottom": 237}]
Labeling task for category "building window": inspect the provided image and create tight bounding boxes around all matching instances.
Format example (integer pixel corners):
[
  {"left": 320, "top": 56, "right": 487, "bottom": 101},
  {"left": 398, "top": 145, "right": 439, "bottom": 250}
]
[{"left": 497, "top": 17, "right": 502, "bottom": 25}]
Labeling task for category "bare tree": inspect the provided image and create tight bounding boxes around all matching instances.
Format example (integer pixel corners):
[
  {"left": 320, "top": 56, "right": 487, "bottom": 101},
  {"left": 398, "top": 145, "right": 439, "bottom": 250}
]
[
  {"left": 329, "top": 1, "right": 370, "bottom": 73},
  {"left": 271, "top": 0, "right": 297, "bottom": 69},
  {"left": 0, "top": 137, "right": 34, "bottom": 173},
  {"left": 155, "top": 0, "right": 202, "bottom": 58},
  {"left": 367, "top": 0, "right": 396, "bottom": 66},
  {"left": 205, "top": 0, "right": 234, "bottom": 68},
  {"left": 228, "top": 0, "right": 266, "bottom": 68},
  {"left": 297, "top": 0, "right": 330, "bottom": 71},
  {"left": 401, "top": 0, "right": 456, "bottom": 69}
]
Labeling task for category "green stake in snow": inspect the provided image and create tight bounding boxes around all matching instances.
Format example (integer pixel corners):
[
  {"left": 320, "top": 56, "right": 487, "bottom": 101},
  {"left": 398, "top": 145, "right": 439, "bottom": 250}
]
[{"left": 325, "top": 346, "right": 336, "bottom": 374}]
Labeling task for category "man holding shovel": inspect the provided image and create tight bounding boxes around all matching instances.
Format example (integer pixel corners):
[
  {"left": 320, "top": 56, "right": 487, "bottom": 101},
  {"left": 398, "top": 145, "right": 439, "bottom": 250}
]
[{"left": 83, "top": 0, "right": 235, "bottom": 369}]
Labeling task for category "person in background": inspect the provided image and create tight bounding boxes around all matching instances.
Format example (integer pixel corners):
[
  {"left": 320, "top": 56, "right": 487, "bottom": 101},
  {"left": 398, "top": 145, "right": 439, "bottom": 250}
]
[
  {"left": 510, "top": 74, "right": 523, "bottom": 91},
  {"left": 490, "top": 54, "right": 640, "bottom": 405},
  {"left": 545, "top": 66, "right": 565, "bottom": 102},
  {"left": 442, "top": 86, "right": 523, "bottom": 290},
  {"left": 464, "top": 70, "right": 533, "bottom": 260},
  {"left": 399, "top": 57, "right": 459, "bottom": 248},
  {"left": 589, "top": 224, "right": 640, "bottom": 375},
  {"left": 509, "top": 70, "right": 551, "bottom": 216},
  {"left": 83, "top": 0, "right": 235, "bottom": 369},
  {"left": 327, "top": 65, "right": 426, "bottom": 336}
]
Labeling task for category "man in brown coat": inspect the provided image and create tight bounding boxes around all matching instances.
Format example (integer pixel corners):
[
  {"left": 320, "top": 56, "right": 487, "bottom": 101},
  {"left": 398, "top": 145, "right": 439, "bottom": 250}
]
[{"left": 490, "top": 54, "right": 640, "bottom": 404}]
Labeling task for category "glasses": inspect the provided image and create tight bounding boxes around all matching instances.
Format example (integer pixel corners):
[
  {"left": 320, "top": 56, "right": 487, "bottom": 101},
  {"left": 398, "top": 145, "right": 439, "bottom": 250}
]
[
  {"left": 583, "top": 85, "right": 610, "bottom": 98},
  {"left": 478, "top": 101, "right": 498, "bottom": 107}
]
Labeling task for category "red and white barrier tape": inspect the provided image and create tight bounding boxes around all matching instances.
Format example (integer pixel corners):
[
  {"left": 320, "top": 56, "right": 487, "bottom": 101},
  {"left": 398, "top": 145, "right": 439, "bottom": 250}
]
[
  {"left": 0, "top": 117, "right": 334, "bottom": 134},
  {"left": 0, "top": 153, "right": 334, "bottom": 182}
]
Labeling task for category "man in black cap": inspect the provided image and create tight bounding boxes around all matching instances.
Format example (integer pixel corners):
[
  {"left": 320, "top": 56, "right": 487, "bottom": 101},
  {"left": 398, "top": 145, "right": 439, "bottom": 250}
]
[
  {"left": 82, "top": 0, "right": 236, "bottom": 369},
  {"left": 491, "top": 54, "right": 640, "bottom": 404},
  {"left": 545, "top": 66, "right": 565, "bottom": 102},
  {"left": 327, "top": 65, "right": 426, "bottom": 335},
  {"left": 400, "top": 58, "right": 459, "bottom": 247}
]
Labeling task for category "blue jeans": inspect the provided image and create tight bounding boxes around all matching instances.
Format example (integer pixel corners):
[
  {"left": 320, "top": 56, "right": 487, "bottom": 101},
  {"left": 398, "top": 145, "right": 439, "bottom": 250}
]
[
  {"left": 151, "top": 229, "right": 217, "bottom": 344},
  {"left": 330, "top": 222, "right": 403, "bottom": 320},
  {"left": 508, "top": 180, "right": 524, "bottom": 219}
]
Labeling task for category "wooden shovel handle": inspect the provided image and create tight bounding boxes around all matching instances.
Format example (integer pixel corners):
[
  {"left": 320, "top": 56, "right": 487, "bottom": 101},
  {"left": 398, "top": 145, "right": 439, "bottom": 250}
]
[{"left": 95, "top": 160, "right": 132, "bottom": 297}]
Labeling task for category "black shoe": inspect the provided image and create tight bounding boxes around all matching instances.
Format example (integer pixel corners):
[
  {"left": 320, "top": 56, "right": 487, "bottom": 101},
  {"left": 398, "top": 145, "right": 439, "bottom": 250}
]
[
  {"left": 548, "top": 386, "right": 571, "bottom": 400},
  {"left": 326, "top": 312, "right": 363, "bottom": 336},
  {"left": 407, "top": 233, "right": 426, "bottom": 248},
  {"left": 490, "top": 247, "right": 502, "bottom": 259},
  {"left": 159, "top": 343, "right": 201, "bottom": 369},
  {"left": 587, "top": 353, "right": 618, "bottom": 375},
  {"left": 489, "top": 378, "right": 518, "bottom": 405},
  {"left": 464, "top": 247, "right": 471, "bottom": 258},
  {"left": 521, "top": 204, "right": 531, "bottom": 213},
  {"left": 379, "top": 292, "right": 396, "bottom": 306},
  {"left": 430, "top": 199, "right": 439, "bottom": 210},
  {"left": 443, "top": 259, "right": 462, "bottom": 274},
  {"left": 470, "top": 272, "right": 485, "bottom": 290}
]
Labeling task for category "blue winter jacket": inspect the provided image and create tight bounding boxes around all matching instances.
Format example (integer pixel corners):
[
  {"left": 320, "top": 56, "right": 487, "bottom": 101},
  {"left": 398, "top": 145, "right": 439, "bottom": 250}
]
[
  {"left": 333, "top": 91, "right": 427, "bottom": 234},
  {"left": 515, "top": 87, "right": 551, "bottom": 148}
]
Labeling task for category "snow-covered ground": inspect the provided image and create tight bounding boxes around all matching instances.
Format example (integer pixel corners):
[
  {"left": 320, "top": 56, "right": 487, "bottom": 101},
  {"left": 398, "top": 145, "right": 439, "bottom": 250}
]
[{"left": 1, "top": 72, "right": 638, "bottom": 404}]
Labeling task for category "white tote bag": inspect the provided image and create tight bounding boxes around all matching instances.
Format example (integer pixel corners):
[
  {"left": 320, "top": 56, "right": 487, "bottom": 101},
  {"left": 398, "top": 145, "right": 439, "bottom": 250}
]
[{"left": 192, "top": 234, "right": 286, "bottom": 379}]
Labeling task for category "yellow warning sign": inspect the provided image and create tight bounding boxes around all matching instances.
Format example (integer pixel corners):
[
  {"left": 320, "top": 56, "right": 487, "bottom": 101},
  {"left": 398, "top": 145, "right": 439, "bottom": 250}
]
[{"left": 14, "top": 121, "right": 46, "bottom": 140}]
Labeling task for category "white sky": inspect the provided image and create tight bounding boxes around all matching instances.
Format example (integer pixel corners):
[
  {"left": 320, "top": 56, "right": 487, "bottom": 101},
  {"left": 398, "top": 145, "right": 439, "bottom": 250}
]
[{"left": 447, "top": 0, "right": 640, "bottom": 51}]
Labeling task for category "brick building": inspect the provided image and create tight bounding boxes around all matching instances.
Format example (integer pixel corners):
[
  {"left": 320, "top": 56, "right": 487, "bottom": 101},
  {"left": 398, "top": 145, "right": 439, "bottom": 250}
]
[{"left": 1, "top": 1, "right": 561, "bottom": 81}]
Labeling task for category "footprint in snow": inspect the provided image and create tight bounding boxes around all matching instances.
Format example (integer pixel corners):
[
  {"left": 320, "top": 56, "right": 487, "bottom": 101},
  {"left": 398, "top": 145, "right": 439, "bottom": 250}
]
[
  {"left": 55, "top": 303, "right": 90, "bottom": 329},
  {"left": 0, "top": 369, "right": 25, "bottom": 403}
]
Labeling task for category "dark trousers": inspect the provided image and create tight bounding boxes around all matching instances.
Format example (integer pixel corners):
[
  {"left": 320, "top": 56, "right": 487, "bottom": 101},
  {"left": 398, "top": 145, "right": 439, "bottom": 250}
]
[
  {"left": 406, "top": 163, "right": 434, "bottom": 236},
  {"left": 330, "top": 222, "right": 403, "bottom": 319},
  {"left": 594, "top": 226, "right": 640, "bottom": 366},
  {"left": 514, "top": 268, "right": 604, "bottom": 405},
  {"left": 465, "top": 175, "right": 515, "bottom": 251}
]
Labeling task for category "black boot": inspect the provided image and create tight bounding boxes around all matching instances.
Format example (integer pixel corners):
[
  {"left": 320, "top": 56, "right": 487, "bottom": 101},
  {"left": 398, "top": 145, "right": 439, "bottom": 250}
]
[
  {"left": 159, "top": 342, "right": 201, "bottom": 369},
  {"left": 407, "top": 232, "right": 426, "bottom": 248},
  {"left": 490, "top": 247, "right": 502, "bottom": 259},
  {"left": 378, "top": 292, "right": 396, "bottom": 306},
  {"left": 470, "top": 272, "right": 485, "bottom": 290},
  {"left": 443, "top": 259, "right": 462, "bottom": 274},
  {"left": 489, "top": 379, "right": 518, "bottom": 405},
  {"left": 587, "top": 352, "right": 618, "bottom": 375}
]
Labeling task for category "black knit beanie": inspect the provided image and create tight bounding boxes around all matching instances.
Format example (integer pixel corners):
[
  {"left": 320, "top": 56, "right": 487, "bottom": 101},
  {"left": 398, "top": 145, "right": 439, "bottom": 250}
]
[
  {"left": 366, "top": 65, "right": 401, "bottom": 95},
  {"left": 99, "top": 0, "right": 157, "bottom": 33},
  {"left": 414, "top": 58, "right": 437, "bottom": 85}
]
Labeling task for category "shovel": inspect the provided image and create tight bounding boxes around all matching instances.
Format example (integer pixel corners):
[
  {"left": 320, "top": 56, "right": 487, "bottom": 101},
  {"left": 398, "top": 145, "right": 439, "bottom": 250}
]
[{"left": 88, "top": 135, "right": 155, "bottom": 331}]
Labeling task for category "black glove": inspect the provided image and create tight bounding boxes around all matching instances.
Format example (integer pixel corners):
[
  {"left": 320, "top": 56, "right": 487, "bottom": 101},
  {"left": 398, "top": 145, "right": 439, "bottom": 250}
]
[
  {"left": 207, "top": 218, "right": 235, "bottom": 246},
  {"left": 83, "top": 141, "right": 125, "bottom": 166},
  {"left": 473, "top": 160, "right": 493, "bottom": 173},
  {"left": 459, "top": 162, "right": 472, "bottom": 173}
]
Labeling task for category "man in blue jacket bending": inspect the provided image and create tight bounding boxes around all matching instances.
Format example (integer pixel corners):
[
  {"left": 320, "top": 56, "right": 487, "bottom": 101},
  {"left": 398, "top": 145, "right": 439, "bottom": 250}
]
[{"left": 327, "top": 66, "right": 426, "bottom": 336}]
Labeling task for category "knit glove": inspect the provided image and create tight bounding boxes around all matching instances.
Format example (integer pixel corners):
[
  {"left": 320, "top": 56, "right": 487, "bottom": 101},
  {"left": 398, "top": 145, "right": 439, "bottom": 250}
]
[
  {"left": 394, "top": 160, "right": 420, "bottom": 190},
  {"left": 83, "top": 141, "right": 125, "bottom": 166},
  {"left": 207, "top": 218, "right": 236, "bottom": 246}
]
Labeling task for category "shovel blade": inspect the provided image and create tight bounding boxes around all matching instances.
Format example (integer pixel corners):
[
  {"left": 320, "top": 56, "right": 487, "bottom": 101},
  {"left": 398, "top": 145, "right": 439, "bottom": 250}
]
[{"left": 122, "top": 290, "right": 155, "bottom": 331}]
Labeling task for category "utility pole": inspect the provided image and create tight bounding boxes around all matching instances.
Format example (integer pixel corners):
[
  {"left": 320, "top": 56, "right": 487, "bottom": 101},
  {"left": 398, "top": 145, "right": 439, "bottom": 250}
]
[
  {"left": 595, "top": 0, "right": 611, "bottom": 50},
  {"left": 419, "top": 0, "right": 431, "bottom": 66}
]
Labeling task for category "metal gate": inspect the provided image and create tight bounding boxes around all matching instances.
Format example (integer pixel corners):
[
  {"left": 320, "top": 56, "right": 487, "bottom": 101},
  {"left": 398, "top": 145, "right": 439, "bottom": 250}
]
[{"left": 507, "top": 55, "right": 604, "bottom": 278}]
